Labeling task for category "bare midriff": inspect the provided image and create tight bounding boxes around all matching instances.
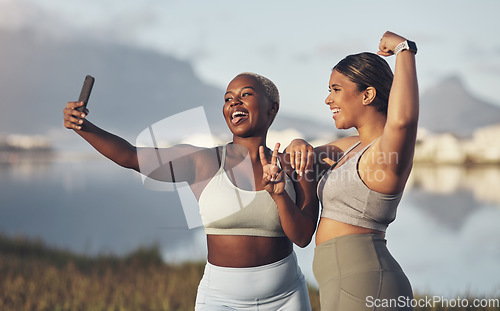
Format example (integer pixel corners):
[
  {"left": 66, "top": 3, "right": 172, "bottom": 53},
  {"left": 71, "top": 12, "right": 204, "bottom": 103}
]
[
  {"left": 207, "top": 235, "right": 292, "bottom": 268},
  {"left": 315, "top": 217, "right": 385, "bottom": 246}
]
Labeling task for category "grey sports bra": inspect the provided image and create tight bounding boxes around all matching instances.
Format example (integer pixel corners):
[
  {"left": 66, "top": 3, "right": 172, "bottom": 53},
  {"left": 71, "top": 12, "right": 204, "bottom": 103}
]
[
  {"left": 317, "top": 140, "right": 403, "bottom": 232},
  {"left": 199, "top": 144, "right": 296, "bottom": 237}
]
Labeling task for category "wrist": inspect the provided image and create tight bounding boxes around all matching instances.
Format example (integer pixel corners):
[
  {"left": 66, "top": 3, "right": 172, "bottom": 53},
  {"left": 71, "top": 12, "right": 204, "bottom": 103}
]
[
  {"left": 394, "top": 40, "right": 417, "bottom": 56},
  {"left": 270, "top": 191, "right": 286, "bottom": 200}
]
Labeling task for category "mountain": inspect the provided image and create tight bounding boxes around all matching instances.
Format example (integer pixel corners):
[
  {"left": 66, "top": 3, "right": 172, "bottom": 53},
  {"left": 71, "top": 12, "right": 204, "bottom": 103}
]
[
  {"left": 0, "top": 28, "right": 338, "bottom": 146},
  {"left": 1, "top": 27, "right": 498, "bottom": 144},
  {"left": 419, "top": 76, "right": 500, "bottom": 137},
  {"left": 0, "top": 29, "right": 227, "bottom": 140}
]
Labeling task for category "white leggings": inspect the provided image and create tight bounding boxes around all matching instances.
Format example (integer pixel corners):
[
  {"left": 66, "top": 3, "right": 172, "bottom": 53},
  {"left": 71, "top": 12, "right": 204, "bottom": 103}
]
[{"left": 195, "top": 251, "right": 312, "bottom": 311}]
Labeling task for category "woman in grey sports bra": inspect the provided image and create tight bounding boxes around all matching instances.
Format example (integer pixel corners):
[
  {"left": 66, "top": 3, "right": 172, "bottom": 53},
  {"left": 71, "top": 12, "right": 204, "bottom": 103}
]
[
  {"left": 287, "top": 31, "right": 418, "bottom": 310},
  {"left": 62, "top": 72, "right": 318, "bottom": 310}
]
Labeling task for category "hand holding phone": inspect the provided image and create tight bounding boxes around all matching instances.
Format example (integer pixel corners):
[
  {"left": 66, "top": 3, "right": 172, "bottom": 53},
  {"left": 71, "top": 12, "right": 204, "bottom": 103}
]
[{"left": 76, "top": 75, "right": 95, "bottom": 113}]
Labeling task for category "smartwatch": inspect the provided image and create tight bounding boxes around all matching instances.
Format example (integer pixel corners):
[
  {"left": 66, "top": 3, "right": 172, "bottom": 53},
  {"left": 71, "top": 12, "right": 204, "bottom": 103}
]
[{"left": 394, "top": 40, "right": 417, "bottom": 55}]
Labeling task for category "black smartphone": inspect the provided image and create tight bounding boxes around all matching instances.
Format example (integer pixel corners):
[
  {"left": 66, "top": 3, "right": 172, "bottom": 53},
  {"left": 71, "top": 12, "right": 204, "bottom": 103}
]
[{"left": 76, "top": 75, "right": 95, "bottom": 113}]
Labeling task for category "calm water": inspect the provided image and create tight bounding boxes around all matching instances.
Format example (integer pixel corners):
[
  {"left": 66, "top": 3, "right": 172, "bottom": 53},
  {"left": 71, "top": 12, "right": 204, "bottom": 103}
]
[{"left": 1, "top": 156, "right": 499, "bottom": 297}]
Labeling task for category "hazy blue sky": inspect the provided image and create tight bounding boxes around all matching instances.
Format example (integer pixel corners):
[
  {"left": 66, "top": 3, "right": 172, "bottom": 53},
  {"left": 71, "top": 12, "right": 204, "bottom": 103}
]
[{"left": 3, "top": 0, "right": 500, "bottom": 122}]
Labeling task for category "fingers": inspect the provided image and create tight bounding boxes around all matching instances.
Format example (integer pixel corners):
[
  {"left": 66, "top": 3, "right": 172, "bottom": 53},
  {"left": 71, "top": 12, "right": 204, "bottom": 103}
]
[
  {"left": 260, "top": 144, "right": 286, "bottom": 194},
  {"left": 66, "top": 101, "right": 85, "bottom": 109},
  {"left": 270, "top": 166, "right": 282, "bottom": 182},
  {"left": 262, "top": 168, "right": 282, "bottom": 184},
  {"left": 283, "top": 138, "right": 313, "bottom": 175},
  {"left": 297, "top": 149, "right": 307, "bottom": 175},
  {"left": 263, "top": 168, "right": 284, "bottom": 185},
  {"left": 269, "top": 181, "right": 285, "bottom": 195},
  {"left": 289, "top": 148, "right": 296, "bottom": 170},
  {"left": 292, "top": 148, "right": 304, "bottom": 172},
  {"left": 271, "top": 142, "right": 280, "bottom": 166},
  {"left": 260, "top": 144, "right": 284, "bottom": 184},
  {"left": 288, "top": 148, "right": 303, "bottom": 173},
  {"left": 286, "top": 139, "right": 306, "bottom": 169},
  {"left": 378, "top": 31, "right": 406, "bottom": 56},
  {"left": 377, "top": 50, "right": 392, "bottom": 57},
  {"left": 260, "top": 143, "right": 280, "bottom": 167},
  {"left": 306, "top": 147, "right": 315, "bottom": 173},
  {"left": 293, "top": 151, "right": 301, "bottom": 174},
  {"left": 63, "top": 101, "right": 86, "bottom": 130},
  {"left": 293, "top": 151, "right": 300, "bottom": 173},
  {"left": 378, "top": 36, "right": 393, "bottom": 56},
  {"left": 264, "top": 161, "right": 282, "bottom": 182},
  {"left": 291, "top": 145, "right": 313, "bottom": 177}
]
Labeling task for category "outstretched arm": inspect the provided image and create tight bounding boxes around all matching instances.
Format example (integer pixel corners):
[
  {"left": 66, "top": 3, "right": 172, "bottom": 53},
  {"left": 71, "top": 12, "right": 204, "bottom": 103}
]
[
  {"left": 63, "top": 101, "right": 202, "bottom": 184},
  {"left": 64, "top": 101, "right": 140, "bottom": 170}
]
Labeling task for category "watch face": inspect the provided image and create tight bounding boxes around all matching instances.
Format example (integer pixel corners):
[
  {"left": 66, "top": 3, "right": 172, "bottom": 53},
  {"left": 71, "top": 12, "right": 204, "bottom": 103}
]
[{"left": 407, "top": 40, "right": 417, "bottom": 52}]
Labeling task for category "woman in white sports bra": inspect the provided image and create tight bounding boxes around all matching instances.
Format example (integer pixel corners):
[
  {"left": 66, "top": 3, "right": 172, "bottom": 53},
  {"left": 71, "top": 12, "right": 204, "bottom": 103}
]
[
  {"left": 63, "top": 72, "right": 318, "bottom": 310},
  {"left": 286, "top": 31, "right": 418, "bottom": 310}
]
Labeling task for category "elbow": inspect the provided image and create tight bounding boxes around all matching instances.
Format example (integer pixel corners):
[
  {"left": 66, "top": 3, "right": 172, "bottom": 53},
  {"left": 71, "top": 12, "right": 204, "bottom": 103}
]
[
  {"left": 295, "top": 237, "right": 312, "bottom": 248},
  {"left": 388, "top": 115, "right": 419, "bottom": 132},
  {"left": 293, "top": 225, "right": 316, "bottom": 248},
  {"left": 286, "top": 227, "right": 313, "bottom": 248},
  {"left": 122, "top": 162, "right": 138, "bottom": 171},
  {"left": 116, "top": 152, "right": 139, "bottom": 171},
  {"left": 294, "top": 208, "right": 318, "bottom": 248},
  {"left": 124, "top": 159, "right": 140, "bottom": 171}
]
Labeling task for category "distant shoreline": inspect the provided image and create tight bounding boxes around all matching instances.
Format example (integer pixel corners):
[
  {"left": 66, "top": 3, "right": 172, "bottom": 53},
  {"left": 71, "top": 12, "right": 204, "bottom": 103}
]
[
  {"left": 2, "top": 148, "right": 500, "bottom": 166},
  {"left": 0, "top": 149, "right": 55, "bottom": 164},
  {"left": 2, "top": 123, "right": 500, "bottom": 166}
]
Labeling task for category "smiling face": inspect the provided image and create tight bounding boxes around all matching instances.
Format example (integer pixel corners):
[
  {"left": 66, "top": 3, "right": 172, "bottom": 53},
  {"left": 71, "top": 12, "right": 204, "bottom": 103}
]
[
  {"left": 223, "top": 74, "right": 276, "bottom": 138},
  {"left": 325, "top": 69, "right": 366, "bottom": 130}
]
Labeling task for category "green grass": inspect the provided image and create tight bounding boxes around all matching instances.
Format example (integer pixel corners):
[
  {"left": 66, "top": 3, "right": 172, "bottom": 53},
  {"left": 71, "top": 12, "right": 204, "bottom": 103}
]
[
  {"left": 0, "top": 234, "right": 204, "bottom": 310},
  {"left": 0, "top": 234, "right": 498, "bottom": 310}
]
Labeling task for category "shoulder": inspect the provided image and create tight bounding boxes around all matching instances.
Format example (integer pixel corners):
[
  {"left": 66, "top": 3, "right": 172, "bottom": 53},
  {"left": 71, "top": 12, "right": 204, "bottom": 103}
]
[
  {"left": 166, "top": 144, "right": 208, "bottom": 158},
  {"left": 189, "top": 145, "right": 225, "bottom": 163},
  {"left": 327, "top": 135, "right": 361, "bottom": 151},
  {"left": 187, "top": 145, "right": 226, "bottom": 183},
  {"left": 166, "top": 144, "right": 221, "bottom": 168},
  {"left": 137, "top": 143, "right": 210, "bottom": 164},
  {"left": 314, "top": 135, "right": 360, "bottom": 163}
]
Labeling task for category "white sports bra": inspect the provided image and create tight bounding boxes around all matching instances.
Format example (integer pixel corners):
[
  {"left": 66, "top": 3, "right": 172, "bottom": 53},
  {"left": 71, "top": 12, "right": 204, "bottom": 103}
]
[{"left": 199, "top": 144, "right": 296, "bottom": 237}]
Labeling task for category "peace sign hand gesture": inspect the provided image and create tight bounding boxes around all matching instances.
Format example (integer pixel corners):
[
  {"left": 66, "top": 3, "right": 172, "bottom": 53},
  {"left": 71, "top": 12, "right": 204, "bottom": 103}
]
[{"left": 259, "top": 143, "right": 286, "bottom": 195}]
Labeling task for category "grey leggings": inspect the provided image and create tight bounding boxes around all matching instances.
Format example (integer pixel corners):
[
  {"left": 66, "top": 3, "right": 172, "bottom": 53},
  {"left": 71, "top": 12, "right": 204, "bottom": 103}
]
[{"left": 313, "top": 234, "right": 413, "bottom": 311}]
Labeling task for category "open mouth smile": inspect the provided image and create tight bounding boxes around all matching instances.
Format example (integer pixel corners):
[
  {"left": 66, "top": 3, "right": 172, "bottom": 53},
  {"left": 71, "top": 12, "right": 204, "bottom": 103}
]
[
  {"left": 331, "top": 107, "right": 341, "bottom": 118},
  {"left": 231, "top": 110, "right": 249, "bottom": 125}
]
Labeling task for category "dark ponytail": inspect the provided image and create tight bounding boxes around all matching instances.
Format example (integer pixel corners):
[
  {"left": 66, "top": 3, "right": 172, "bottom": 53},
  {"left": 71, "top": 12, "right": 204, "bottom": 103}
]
[{"left": 333, "top": 52, "right": 393, "bottom": 114}]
